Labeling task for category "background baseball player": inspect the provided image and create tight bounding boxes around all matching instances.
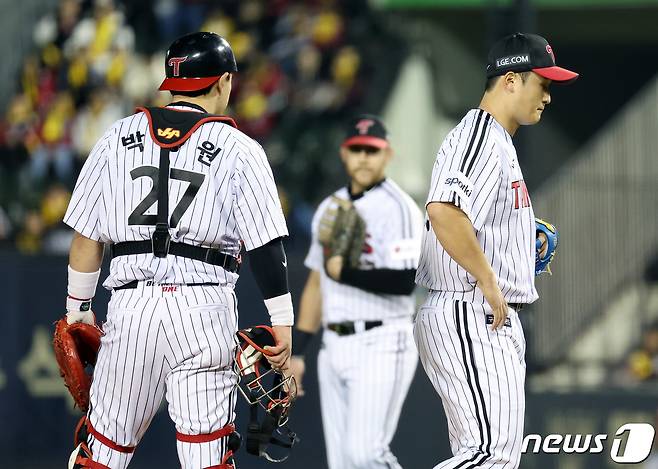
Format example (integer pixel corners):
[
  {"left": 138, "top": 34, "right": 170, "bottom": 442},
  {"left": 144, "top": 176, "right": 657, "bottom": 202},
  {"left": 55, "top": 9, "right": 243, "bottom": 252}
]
[
  {"left": 60, "top": 32, "right": 294, "bottom": 469},
  {"left": 289, "top": 115, "right": 422, "bottom": 469},
  {"left": 414, "top": 33, "right": 576, "bottom": 468}
]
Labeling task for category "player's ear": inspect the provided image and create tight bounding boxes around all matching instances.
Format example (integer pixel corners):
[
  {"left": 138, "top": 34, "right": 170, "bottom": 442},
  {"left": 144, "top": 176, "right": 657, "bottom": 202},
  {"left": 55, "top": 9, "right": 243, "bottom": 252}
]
[
  {"left": 503, "top": 72, "right": 517, "bottom": 92},
  {"left": 217, "top": 72, "right": 231, "bottom": 92}
]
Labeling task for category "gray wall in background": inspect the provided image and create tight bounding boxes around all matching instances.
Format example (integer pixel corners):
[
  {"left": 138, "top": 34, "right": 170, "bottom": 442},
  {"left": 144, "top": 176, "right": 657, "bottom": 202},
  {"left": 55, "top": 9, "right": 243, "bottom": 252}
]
[{"left": 0, "top": 0, "right": 58, "bottom": 110}]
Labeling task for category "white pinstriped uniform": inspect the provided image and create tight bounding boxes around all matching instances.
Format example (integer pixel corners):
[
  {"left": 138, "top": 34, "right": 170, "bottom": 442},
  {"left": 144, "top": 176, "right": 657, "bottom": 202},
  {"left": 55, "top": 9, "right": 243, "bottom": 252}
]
[
  {"left": 414, "top": 109, "right": 536, "bottom": 469},
  {"left": 63, "top": 103, "right": 288, "bottom": 468},
  {"left": 305, "top": 179, "right": 422, "bottom": 469}
]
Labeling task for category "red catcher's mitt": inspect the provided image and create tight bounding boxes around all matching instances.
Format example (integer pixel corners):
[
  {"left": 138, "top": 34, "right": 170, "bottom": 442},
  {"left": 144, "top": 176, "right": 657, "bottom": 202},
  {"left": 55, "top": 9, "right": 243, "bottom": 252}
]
[{"left": 52, "top": 318, "right": 103, "bottom": 412}]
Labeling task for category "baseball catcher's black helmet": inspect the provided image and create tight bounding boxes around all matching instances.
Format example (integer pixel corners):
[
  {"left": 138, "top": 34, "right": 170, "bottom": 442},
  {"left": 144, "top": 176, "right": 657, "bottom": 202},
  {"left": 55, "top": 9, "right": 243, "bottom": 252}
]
[{"left": 159, "top": 32, "right": 238, "bottom": 92}]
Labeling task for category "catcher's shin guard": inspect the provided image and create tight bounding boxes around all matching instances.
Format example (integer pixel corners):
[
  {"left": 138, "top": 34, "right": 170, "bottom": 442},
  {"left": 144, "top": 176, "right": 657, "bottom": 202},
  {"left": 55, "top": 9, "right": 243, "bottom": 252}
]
[
  {"left": 68, "top": 442, "right": 110, "bottom": 469},
  {"left": 177, "top": 423, "right": 241, "bottom": 469}
]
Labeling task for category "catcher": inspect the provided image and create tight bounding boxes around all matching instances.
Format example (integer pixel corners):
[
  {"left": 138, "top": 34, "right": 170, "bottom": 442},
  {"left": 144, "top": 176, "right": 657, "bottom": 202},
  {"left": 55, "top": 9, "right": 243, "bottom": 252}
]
[
  {"left": 289, "top": 115, "right": 423, "bottom": 469},
  {"left": 52, "top": 32, "right": 294, "bottom": 469}
]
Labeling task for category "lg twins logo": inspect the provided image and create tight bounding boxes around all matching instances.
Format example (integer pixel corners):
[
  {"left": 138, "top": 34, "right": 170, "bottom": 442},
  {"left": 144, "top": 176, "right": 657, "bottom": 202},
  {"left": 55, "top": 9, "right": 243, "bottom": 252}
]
[
  {"left": 355, "top": 119, "right": 375, "bottom": 135},
  {"left": 168, "top": 56, "right": 188, "bottom": 76},
  {"left": 522, "top": 423, "right": 655, "bottom": 463},
  {"left": 546, "top": 44, "right": 555, "bottom": 62}
]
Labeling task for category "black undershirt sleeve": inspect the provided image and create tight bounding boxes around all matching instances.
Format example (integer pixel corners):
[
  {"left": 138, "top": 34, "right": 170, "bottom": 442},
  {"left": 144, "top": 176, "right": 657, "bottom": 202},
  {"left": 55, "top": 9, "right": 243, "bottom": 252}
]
[
  {"left": 249, "top": 237, "right": 289, "bottom": 299},
  {"left": 339, "top": 267, "right": 416, "bottom": 295}
]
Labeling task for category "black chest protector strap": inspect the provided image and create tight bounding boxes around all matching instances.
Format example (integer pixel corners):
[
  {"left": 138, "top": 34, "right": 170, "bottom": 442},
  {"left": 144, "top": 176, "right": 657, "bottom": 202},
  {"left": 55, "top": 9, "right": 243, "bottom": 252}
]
[
  {"left": 151, "top": 143, "right": 171, "bottom": 258},
  {"left": 110, "top": 106, "right": 242, "bottom": 269}
]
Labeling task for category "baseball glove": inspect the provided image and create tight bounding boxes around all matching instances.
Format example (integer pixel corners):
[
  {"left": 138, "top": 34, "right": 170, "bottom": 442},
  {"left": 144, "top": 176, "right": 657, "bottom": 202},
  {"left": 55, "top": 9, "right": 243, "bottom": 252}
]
[
  {"left": 535, "top": 218, "right": 558, "bottom": 276},
  {"left": 317, "top": 196, "right": 366, "bottom": 268},
  {"left": 52, "top": 317, "right": 103, "bottom": 412}
]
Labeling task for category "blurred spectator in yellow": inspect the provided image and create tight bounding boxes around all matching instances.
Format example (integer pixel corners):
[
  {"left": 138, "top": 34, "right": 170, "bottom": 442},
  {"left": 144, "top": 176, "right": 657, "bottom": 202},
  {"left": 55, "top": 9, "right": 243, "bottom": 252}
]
[
  {"left": 29, "top": 92, "right": 76, "bottom": 185},
  {"left": 41, "top": 184, "right": 71, "bottom": 228},
  {"left": 311, "top": 7, "right": 344, "bottom": 50},
  {"left": 627, "top": 325, "right": 658, "bottom": 382},
  {"left": 72, "top": 87, "right": 124, "bottom": 160},
  {"left": 16, "top": 210, "right": 45, "bottom": 254},
  {"left": 40, "top": 184, "right": 74, "bottom": 254},
  {"left": 1, "top": 95, "right": 35, "bottom": 191}
]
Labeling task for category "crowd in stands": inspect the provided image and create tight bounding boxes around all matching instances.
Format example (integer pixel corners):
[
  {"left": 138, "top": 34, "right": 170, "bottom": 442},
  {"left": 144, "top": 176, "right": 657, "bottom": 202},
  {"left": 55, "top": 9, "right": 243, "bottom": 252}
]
[
  {"left": 626, "top": 324, "right": 658, "bottom": 384},
  {"left": 0, "top": 0, "right": 382, "bottom": 254},
  {"left": 622, "top": 257, "right": 658, "bottom": 385}
]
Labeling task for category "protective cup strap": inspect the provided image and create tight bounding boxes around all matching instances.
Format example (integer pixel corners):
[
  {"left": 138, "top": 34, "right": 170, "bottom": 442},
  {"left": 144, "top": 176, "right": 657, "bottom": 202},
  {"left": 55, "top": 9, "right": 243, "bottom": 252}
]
[
  {"left": 176, "top": 423, "right": 235, "bottom": 443},
  {"left": 86, "top": 419, "right": 136, "bottom": 454}
]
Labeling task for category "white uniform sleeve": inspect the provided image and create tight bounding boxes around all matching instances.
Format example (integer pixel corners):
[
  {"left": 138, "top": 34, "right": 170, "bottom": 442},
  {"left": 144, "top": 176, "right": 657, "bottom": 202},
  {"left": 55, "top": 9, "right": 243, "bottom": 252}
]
[
  {"left": 63, "top": 128, "right": 112, "bottom": 240},
  {"left": 426, "top": 124, "right": 500, "bottom": 232},
  {"left": 232, "top": 142, "right": 288, "bottom": 251},
  {"left": 383, "top": 197, "right": 423, "bottom": 270},
  {"left": 303, "top": 201, "right": 326, "bottom": 272}
]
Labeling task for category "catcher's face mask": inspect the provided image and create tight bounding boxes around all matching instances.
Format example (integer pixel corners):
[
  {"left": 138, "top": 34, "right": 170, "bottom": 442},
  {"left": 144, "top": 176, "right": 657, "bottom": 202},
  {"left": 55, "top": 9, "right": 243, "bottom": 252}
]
[{"left": 235, "top": 326, "right": 298, "bottom": 463}]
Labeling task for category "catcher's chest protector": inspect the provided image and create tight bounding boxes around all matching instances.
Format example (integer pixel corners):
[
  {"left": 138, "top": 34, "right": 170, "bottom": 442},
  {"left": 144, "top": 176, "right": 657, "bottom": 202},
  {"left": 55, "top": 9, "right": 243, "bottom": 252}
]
[{"left": 132, "top": 106, "right": 238, "bottom": 258}]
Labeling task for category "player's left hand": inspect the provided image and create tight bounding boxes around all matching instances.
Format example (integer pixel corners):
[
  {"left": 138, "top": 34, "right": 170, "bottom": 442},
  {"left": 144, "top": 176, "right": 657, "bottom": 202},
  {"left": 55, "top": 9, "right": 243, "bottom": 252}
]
[
  {"left": 325, "top": 255, "right": 344, "bottom": 281},
  {"left": 265, "top": 325, "right": 292, "bottom": 371},
  {"left": 289, "top": 356, "right": 306, "bottom": 396},
  {"left": 535, "top": 218, "right": 558, "bottom": 275}
]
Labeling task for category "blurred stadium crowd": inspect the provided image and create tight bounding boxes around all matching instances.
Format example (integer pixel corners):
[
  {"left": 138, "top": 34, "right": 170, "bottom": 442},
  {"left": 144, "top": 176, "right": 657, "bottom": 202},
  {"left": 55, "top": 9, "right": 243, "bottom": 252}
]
[{"left": 0, "top": 0, "right": 388, "bottom": 254}]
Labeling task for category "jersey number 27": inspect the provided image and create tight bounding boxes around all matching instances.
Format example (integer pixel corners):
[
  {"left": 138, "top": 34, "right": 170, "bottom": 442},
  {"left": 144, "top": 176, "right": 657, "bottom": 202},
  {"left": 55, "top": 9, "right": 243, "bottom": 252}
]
[{"left": 128, "top": 165, "right": 205, "bottom": 227}]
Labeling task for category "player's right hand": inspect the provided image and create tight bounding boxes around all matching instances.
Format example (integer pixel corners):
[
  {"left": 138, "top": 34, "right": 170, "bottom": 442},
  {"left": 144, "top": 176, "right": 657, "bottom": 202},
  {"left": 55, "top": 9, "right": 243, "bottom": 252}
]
[
  {"left": 289, "top": 356, "right": 306, "bottom": 396},
  {"left": 65, "top": 309, "right": 95, "bottom": 325},
  {"left": 480, "top": 278, "right": 508, "bottom": 331},
  {"left": 265, "top": 325, "right": 292, "bottom": 371}
]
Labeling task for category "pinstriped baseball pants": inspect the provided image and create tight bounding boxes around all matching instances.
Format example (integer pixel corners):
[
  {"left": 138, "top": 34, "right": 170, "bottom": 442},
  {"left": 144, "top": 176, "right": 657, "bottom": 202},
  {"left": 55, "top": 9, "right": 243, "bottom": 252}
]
[
  {"left": 318, "top": 321, "right": 418, "bottom": 469},
  {"left": 86, "top": 283, "right": 239, "bottom": 468},
  {"left": 413, "top": 294, "right": 526, "bottom": 469}
]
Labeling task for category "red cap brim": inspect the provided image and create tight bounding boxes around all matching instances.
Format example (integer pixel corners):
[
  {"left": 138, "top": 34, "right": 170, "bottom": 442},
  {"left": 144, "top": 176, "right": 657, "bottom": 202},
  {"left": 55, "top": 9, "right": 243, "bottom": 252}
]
[
  {"left": 533, "top": 66, "right": 579, "bottom": 84},
  {"left": 158, "top": 76, "right": 221, "bottom": 92},
  {"left": 341, "top": 136, "right": 388, "bottom": 149}
]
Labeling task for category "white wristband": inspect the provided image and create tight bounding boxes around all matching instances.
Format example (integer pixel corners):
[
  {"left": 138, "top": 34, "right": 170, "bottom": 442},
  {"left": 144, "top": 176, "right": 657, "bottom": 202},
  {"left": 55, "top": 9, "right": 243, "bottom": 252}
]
[
  {"left": 68, "top": 265, "right": 100, "bottom": 300},
  {"left": 264, "top": 292, "right": 294, "bottom": 326}
]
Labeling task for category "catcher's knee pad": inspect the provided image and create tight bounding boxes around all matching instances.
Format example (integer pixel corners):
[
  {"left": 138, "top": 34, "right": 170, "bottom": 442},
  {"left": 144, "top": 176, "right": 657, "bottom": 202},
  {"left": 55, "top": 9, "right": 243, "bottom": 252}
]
[
  {"left": 177, "top": 423, "right": 240, "bottom": 469},
  {"left": 68, "top": 442, "right": 110, "bottom": 469}
]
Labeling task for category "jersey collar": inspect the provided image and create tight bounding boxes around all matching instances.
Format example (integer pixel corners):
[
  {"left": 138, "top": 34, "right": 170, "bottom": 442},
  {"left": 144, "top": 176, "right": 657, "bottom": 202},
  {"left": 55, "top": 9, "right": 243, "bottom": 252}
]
[
  {"left": 348, "top": 178, "right": 386, "bottom": 201},
  {"left": 166, "top": 101, "right": 208, "bottom": 113}
]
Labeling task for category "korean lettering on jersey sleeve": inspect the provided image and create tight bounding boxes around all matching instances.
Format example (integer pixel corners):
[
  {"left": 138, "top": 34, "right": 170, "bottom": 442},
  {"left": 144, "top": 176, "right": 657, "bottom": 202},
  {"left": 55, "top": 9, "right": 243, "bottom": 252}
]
[
  {"left": 63, "top": 128, "right": 112, "bottom": 240},
  {"left": 426, "top": 114, "right": 501, "bottom": 231},
  {"left": 232, "top": 142, "right": 289, "bottom": 251}
]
